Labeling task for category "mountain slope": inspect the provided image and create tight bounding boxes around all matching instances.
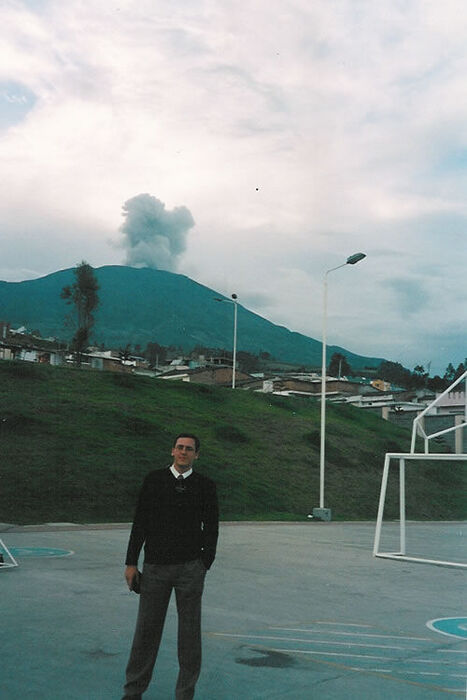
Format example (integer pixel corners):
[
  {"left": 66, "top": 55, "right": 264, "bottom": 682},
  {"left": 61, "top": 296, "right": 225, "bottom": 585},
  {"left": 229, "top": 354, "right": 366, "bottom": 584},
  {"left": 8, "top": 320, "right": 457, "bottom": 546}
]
[{"left": 0, "top": 265, "right": 383, "bottom": 369}]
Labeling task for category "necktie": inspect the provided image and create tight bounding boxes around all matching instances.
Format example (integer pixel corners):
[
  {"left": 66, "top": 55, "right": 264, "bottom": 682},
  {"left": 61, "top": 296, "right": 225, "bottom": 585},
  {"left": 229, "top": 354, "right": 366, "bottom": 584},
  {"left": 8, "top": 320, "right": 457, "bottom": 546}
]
[{"left": 176, "top": 474, "right": 186, "bottom": 493}]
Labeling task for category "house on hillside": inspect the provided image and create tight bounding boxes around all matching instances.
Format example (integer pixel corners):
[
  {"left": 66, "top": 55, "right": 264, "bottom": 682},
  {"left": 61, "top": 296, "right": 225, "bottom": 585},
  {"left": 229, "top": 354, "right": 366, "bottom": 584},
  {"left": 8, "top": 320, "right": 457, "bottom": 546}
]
[
  {"left": 0, "top": 344, "right": 14, "bottom": 361},
  {"left": 155, "top": 352, "right": 240, "bottom": 374},
  {"left": 0, "top": 321, "right": 11, "bottom": 339},
  {"left": 260, "top": 359, "right": 321, "bottom": 374},
  {"left": 75, "top": 348, "right": 149, "bottom": 373},
  {"left": 160, "top": 364, "right": 253, "bottom": 387},
  {"left": 0, "top": 323, "right": 65, "bottom": 365},
  {"left": 259, "top": 376, "right": 322, "bottom": 396},
  {"left": 342, "top": 393, "right": 421, "bottom": 413},
  {"left": 256, "top": 376, "right": 374, "bottom": 398},
  {"left": 430, "top": 390, "right": 465, "bottom": 415},
  {"left": 87, "top": 351, "right": 130, "bottom": 372},
  {"left": 371, "top": 378, "right": 391, "bottom": 391}
]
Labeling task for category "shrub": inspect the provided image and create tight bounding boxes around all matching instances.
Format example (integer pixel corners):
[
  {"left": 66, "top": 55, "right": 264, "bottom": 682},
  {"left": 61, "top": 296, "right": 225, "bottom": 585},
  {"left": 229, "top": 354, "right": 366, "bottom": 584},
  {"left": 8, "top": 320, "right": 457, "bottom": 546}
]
[
  {"left": 214, "top": 424, "right": 249, "bottom": 443},
  {"left": 303, "top": 430, "right": 320, "bottom": 447}
]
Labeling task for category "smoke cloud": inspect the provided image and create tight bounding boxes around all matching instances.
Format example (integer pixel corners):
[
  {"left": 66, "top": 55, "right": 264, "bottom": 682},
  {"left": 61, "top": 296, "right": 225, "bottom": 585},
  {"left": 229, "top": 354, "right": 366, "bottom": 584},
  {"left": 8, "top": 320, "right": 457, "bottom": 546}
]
[{"left": 120, "top": 193, "right": 195, "bottom": 271}]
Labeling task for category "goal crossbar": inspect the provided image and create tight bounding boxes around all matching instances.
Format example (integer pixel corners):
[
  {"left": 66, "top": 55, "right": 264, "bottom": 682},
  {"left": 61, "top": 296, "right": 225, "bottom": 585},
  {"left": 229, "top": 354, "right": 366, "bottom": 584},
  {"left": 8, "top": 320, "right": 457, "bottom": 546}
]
[{"left": 373, "top": 452, "right": 467, "bottom": 569}]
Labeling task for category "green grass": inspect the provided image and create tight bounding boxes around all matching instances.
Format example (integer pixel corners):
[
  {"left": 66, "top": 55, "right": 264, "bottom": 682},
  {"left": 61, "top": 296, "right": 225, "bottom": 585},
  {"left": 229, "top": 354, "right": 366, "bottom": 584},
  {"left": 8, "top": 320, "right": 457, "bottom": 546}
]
[{"left": 0, "top": 360, "right": 465, "bottom": 524}]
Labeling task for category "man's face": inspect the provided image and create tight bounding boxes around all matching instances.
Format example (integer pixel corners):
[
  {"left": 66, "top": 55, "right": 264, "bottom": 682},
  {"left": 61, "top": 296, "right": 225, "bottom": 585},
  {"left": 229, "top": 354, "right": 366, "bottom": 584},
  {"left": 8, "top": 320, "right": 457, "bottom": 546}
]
[{"left": 171, "top": 436, "right": 199, "bottom": 472}]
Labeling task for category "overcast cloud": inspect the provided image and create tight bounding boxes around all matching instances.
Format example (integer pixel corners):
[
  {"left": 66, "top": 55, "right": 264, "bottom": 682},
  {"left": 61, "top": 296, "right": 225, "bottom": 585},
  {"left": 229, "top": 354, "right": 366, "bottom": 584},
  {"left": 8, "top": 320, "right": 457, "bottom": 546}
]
[{"left": 0, "top": 0, "right": 466, "bottom": 374}]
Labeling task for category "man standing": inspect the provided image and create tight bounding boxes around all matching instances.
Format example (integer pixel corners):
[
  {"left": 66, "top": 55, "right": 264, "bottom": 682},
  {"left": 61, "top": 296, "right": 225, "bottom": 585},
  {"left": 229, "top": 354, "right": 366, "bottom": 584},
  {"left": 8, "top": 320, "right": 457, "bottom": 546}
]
[{"left": 122, "top": 433, "right": 219, "bottom": 700}]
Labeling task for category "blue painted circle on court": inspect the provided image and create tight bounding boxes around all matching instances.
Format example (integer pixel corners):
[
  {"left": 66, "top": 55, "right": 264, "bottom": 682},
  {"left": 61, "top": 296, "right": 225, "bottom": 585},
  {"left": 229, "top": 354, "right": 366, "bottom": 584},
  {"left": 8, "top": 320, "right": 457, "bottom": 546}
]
[
  {"left": 427, "top": 617, "right": 467, "bottom": 639},
  {"left": 1, "top": 547, "right": 74, "bottom": 558}
]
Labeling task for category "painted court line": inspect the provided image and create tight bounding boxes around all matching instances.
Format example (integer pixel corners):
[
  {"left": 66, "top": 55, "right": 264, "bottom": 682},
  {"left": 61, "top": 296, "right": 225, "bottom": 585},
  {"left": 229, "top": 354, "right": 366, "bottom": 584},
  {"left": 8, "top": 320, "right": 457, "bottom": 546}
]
[
  {"left": 269, "top": 627, "right": 432, "bottom": 641},
  {"left": 415, "top": 672, "right": 441, "bottom": 676},
  {"left": 3, "top": 546, "right": 75, "bottom": 558},
  {"left": 313, "top": 621, "right": 374, "bottom": 628},
  {"left": 262, "top": 647, "right": 466, "bottom": 692},
  {"left": 213, "top": 632, "right": 416, "bottom": 650},
  {"left": 397, "top": 671, "right": 467, "bottom": 680},
  {"left": 408, "top": 659, "right": 467, "bottom": 666},
  {"left": 427, "top": 618, "right": 467, "bottom": 640},
  {"left": 214, "top": 618, "right": 467, "bottom": 694},
  {"left": 264, "top": 647, "right": 394, "bottom": 661},
  {"left": 214, "top": 621, "right": 467, "bottom": 696},
  {"left": 352, "top": 668, "right": 467, "bottom": 680},
  {"left": 267, "top": 646, "right": 465, "bottom": 669}
]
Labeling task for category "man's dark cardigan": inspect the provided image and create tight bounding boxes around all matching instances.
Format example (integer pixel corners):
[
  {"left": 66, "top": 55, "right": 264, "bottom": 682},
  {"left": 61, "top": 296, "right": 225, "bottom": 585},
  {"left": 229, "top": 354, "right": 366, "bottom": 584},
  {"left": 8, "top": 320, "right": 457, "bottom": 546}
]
[{"left": 125, "top": 468, "right": 219, "bottom": 570}]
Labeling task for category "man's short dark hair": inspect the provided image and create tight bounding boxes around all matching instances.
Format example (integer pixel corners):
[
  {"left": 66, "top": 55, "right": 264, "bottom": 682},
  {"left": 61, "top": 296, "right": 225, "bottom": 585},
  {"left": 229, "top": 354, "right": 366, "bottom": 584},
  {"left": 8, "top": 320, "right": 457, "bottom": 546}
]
[{"left": 173, "top": 433, "right": 200, "bottom": 452}]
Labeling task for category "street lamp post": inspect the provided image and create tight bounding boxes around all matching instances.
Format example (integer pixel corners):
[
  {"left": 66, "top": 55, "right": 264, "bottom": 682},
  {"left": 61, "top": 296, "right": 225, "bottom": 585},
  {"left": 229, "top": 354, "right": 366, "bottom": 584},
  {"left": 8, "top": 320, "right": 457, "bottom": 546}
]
[
  {"left": 232, "top": 294, "right": 238, "bottom": 389},
  {"left": 313, "top": 253, "right": 366, "bottom": 522},
  {"left": 214, "top": 294, "right": 238, "bottom": 389}
]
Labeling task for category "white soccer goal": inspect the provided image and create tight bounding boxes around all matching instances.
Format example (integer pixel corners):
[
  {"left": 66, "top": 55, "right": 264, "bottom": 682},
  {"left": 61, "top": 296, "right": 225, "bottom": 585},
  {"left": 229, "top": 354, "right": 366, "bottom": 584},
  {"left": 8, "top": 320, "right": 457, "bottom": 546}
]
[
  {"left": 0, "top": 537, "right": 19, "bottom": 570},
  {"left": 373, "top": 371, "right": 466, "bottom": 569}
]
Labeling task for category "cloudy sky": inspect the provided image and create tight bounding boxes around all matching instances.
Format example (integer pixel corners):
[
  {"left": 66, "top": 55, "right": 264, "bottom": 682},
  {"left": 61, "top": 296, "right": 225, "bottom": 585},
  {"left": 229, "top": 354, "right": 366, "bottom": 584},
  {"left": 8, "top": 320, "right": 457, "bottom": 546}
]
[{"left": 1, "top": 0, "right": 466, "bottom": 375}]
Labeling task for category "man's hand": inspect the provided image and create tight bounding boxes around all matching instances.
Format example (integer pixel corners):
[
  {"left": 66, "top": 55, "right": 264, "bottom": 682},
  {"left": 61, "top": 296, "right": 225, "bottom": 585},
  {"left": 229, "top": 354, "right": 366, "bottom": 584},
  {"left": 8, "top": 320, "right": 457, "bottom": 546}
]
[{"left": 124, "top": 565, "right": 139, "bottom": 590}]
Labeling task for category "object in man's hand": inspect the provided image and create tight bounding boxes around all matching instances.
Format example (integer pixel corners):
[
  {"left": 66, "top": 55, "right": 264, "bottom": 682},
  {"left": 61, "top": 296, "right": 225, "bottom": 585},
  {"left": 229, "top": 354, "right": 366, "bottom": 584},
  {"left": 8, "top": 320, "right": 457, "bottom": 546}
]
[{"left": 131, "top": 570, "right": 141, "bottom": 594}]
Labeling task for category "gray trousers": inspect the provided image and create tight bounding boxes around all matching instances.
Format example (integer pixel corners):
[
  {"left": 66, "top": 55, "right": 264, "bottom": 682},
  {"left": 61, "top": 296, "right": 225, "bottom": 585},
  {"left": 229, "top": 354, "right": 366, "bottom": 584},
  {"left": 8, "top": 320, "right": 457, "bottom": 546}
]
[{"left": 123, "top": 559, "right": 206, "bottom": 700}]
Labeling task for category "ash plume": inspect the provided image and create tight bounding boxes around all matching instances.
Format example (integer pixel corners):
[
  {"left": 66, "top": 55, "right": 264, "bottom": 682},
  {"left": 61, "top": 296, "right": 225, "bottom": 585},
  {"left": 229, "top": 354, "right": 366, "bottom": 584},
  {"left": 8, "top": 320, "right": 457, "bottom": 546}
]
[{"left": 120, "top": 193, "right": 195, "bottom": 271}]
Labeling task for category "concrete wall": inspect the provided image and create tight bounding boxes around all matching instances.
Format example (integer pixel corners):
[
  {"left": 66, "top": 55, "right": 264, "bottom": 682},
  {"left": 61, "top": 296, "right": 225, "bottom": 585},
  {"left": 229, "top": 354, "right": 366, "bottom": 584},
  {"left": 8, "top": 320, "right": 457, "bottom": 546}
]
[{"left": 386, "top": 410, "right": 465, "bottom": 452}]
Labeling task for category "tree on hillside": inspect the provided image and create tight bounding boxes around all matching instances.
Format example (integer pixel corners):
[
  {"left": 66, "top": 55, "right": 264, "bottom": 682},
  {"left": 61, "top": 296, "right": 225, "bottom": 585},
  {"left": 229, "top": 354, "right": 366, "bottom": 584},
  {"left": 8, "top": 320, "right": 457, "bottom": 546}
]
[
  {"left": 377, "top": 360, "right": 412, "bottom": 388},
  {"left": 119, "top": 344, "right": 132, "bottom": 364},
  {"left": 411, "top": 364, "right": 429, "bottom": 388},
  {"left": 144, "top": 342, "right": 167, "bottom": 367},
  {"left": 427, "top": 374, "right": 447, "bottom": 392},
  {"left": 328, "top": 352, "right": 351, "bottom": 378},
  {"left": 61, "top": 261, "right": 99, "bottom": 366},
  {"left": 443, "top": 363, "right": 456, "bottom": 383},
  {"left": 236, "top": 350, "right": 260, "bottom": 374}
]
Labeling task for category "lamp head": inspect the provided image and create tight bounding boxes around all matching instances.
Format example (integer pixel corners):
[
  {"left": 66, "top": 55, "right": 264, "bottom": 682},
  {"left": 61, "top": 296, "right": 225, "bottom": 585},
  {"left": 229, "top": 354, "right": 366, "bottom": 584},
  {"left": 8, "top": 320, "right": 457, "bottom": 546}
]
[{"left": 346, "top": 252, "right": 366, "bottom": 265}]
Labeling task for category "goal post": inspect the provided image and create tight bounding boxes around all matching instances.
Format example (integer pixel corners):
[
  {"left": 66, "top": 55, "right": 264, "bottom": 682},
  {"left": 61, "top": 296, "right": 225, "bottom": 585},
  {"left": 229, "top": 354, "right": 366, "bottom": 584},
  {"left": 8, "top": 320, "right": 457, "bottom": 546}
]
[
  {"left": 374, "top": 371, "right": 466, "bottom": 568},
  {"left": 0, "top": 537, "right": 19, "bottom": 570},
  {"left": 373, "top": 453, "right": 467, "bottom": 569}
]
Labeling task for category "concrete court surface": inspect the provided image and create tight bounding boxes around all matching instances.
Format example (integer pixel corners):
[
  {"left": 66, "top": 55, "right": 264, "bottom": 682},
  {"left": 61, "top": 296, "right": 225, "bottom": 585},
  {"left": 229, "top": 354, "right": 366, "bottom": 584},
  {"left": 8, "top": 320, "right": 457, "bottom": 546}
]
[{"left": 1, "top": 521, "right": 466, "bottom": 700}]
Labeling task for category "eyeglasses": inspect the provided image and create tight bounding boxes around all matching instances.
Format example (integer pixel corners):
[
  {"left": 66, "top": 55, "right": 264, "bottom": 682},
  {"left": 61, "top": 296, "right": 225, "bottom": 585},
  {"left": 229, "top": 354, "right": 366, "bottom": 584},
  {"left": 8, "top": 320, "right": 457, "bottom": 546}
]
[{"left": 174, "top": 445, "right": 195, "bottom": 452}]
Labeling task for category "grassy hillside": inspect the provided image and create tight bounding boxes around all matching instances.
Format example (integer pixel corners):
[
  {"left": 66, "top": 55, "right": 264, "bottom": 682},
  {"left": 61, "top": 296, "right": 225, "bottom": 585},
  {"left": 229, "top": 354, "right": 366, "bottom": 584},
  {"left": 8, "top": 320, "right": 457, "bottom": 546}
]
[{"left": 0, "top": 360, "right": 464, "bottom": 524}]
